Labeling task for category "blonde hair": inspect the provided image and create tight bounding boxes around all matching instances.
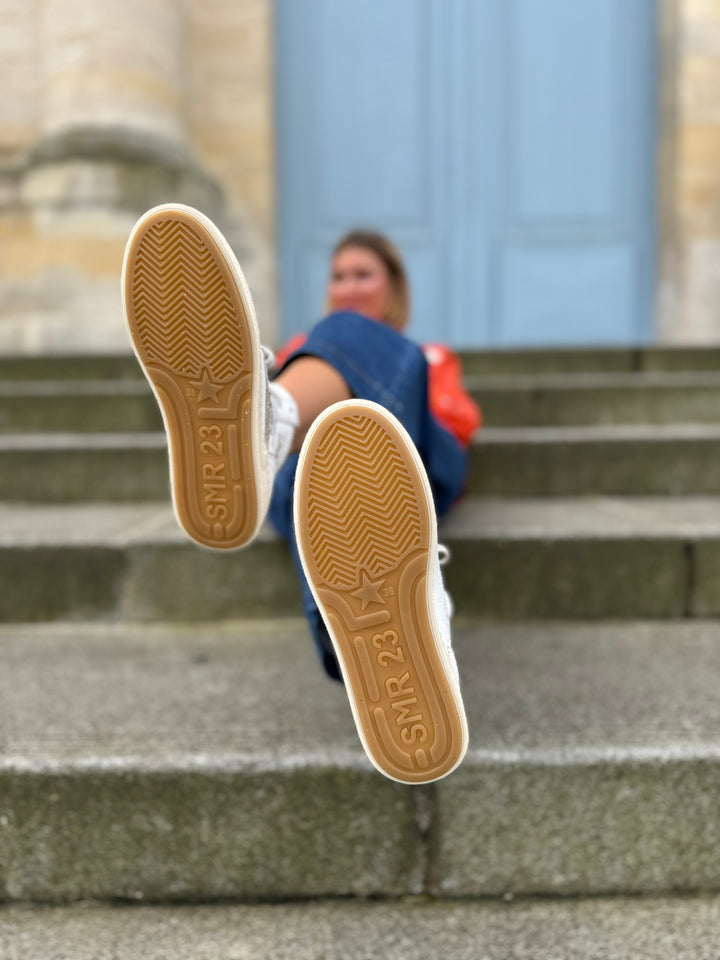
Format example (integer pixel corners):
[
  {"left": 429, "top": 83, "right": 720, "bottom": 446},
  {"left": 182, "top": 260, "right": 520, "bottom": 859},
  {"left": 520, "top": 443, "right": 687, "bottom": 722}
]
[{"left": 328, "top": 230, "right": 410, "bottom": 331}]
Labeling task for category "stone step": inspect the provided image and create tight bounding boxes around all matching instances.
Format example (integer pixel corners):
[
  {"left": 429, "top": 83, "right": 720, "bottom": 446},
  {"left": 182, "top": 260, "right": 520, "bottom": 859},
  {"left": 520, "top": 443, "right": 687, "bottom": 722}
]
[
  {"left": 0, "top": 433, "right": 169, "bottom": 502},
  {"left": 4, "top": 424, "right": 720, "bottom": 501},
  {"left": 3, "top": 619, "right": 720, "bottom": 901},
  {"left": 474, "top": 423, "right": 720, "bottom": 496},
  {"left": 472, "top": 371, "right": 720, "bottom": 426},
  {"left": 3, "top": 896, "right": 720, "bottom": 959},
  {"left": 462, "top": 344, "right": 720, "bottom": 375},
  {"left": 0, "top": 380, "right": 162, "bottom": 434},
  {"left": 6, "top": 371, "right": 720, "bottom": 434},
  {"left": 0, "top": 354, "right": 141, "bottom": 382},
  {"left": 2, "top": 497, "right": 720, "bottom": 621},
  {"left": 1, "top": 344, "right": 719, "bottom": 382}
]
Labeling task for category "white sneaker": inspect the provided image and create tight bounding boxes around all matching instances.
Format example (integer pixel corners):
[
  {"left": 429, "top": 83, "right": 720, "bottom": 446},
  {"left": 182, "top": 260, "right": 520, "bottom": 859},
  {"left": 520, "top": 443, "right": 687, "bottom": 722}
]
[
  {"left": 122, "top": 204, "right": 298, "bottom": 550},
  {"left": 294, "top": 399, "right": 468, "bottom": 784},
  {"left": 434, "top": 543, "right": 459, "bottom": 683}
]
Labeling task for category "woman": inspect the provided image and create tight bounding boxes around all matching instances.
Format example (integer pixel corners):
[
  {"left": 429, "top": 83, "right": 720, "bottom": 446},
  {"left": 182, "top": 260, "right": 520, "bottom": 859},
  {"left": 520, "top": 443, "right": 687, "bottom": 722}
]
[
  {"left": 122, "top": 205, "right": 471, "bottom": 784},
  {"left": 270, "top": 230, "right": 478, "bottom": 680}
]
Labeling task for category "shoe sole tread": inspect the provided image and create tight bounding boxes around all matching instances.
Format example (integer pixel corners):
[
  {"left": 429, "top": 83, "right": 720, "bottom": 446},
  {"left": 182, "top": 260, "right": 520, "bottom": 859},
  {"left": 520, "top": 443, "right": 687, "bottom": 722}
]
[
  {"left": 123, "top": 208, "right": 261, "bottom": 550},
  {"left": 295, "top": 401, "right": 468, "bottom": 783}
]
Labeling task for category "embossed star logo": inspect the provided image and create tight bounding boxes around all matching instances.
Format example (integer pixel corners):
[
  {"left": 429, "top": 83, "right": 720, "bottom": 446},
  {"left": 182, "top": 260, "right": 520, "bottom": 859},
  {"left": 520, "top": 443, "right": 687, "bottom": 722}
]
[
  {"left": 352, "top": 571, "right": 386, "bottom": 610},
  {"left": 191, "top": 369, "right": 223, "bottom": 403}
]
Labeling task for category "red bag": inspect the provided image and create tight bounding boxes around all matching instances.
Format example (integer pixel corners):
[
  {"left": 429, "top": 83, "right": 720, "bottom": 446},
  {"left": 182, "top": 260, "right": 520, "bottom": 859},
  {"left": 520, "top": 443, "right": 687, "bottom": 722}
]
[
  {"left": 275, "top": 335, "right": 482, "bottom": 448},
  {"left": 422, "top": 343, "right": 482, "bottom": 447},
  {"left": 274, "top": 332, "right": 308, "bottom": 370}
]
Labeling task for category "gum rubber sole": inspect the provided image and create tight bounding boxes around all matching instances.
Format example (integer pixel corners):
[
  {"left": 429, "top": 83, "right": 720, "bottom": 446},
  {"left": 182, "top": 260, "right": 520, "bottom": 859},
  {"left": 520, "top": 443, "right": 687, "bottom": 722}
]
[
  {"left": 295, "top": 401, "right": 468, "bottom": 784},
  {"left": 122, "top": 206, "right": 264, "bottom": 550}
]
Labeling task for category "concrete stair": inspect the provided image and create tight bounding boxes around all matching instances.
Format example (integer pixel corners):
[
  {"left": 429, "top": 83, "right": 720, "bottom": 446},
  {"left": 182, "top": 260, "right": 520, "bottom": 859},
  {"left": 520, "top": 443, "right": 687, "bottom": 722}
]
[
  {"left": 4, "top": 896, "right": 720, "bottom": 959},
  {"left": 6, "top": 370, "right": 720, "bottom": 434},
  {"left": 4, "top": 344, "right": 720, "bottom": 952},
  {"left": 3, "top": 619, "right": 720, "bottom": 902},
  {"left": 8, "top": 423, "right": 720, "bottom": 500},
  {"left": 3, "top": 496, "right": 720, "bottom": 621},
  {"left": 473, "top": 371, "right": 720, "bottom": 426},
  {"left": 460, "top": 344, "right": 720, "bottom": 374}
]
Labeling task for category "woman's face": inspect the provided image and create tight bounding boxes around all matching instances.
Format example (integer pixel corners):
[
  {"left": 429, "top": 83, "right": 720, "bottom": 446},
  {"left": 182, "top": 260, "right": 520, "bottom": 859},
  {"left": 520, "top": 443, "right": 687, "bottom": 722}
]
[{"left": 327, "top": 245, "right": 393, "bottom": 323}]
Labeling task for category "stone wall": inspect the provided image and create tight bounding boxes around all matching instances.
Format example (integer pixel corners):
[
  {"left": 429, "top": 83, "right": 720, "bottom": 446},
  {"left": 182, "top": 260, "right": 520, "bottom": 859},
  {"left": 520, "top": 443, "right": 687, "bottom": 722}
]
[
  {"left": 0, "top": 0, "right": 276, "bottom": 353},
  {"left": 0, "top": 0, "right": 40, "bottom": 159},
  {"left": 661, "top": 0, "right": 720, "bottom": 341}
]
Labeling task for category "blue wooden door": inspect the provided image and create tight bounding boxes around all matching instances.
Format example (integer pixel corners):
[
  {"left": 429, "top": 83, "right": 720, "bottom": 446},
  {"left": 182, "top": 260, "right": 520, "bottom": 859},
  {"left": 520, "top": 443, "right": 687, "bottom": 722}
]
[{"left": 275, "top": 0, "right": 657, "bottom": 347}]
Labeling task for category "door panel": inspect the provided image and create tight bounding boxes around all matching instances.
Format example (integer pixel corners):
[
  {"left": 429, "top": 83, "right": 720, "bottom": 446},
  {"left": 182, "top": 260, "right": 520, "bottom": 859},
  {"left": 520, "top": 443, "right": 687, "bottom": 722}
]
[
  {"left": 509, "top": 0, "right": 619, "bottom": 222},
  {"left": 275, "top": 0, "right": 450, "bottom": 345},
  {"left": 313, "top": 0, "right": 430, "bottom": 224},
  {"left": 275, "top": 0, "right": 657, "bottom": 347},
  {"left": 501, "top": 245, "right": 635, "bottom": 345}
]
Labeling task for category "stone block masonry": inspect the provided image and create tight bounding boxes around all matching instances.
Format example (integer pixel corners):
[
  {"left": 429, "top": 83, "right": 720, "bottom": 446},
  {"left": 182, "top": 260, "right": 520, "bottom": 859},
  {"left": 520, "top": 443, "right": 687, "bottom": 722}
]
[{"left": 0, "top": 0, "right": 277, "bottom": 353}]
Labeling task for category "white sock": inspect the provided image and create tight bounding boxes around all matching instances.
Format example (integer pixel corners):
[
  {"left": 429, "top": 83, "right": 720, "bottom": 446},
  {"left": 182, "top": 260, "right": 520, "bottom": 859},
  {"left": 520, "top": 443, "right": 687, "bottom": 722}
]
[{"left": 267, "top": 381, "right": 300, "bottom": 477}]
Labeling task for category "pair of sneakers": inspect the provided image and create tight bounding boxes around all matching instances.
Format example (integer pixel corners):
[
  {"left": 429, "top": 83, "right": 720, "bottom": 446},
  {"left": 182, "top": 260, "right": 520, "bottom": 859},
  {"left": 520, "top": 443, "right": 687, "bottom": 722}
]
[{"left": 121, "top": 204, "right": 467, "bottom": 784}]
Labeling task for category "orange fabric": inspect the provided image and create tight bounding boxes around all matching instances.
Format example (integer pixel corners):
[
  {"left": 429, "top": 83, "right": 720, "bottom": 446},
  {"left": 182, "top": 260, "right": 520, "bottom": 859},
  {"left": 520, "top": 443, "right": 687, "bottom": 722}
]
[
  {"left": 422, "top": 343, "right": 482, "bottom": 447},
  {"left": 274, "top": 332, "right": 309, "bottom": 370},
  {"left": 275, "top": 334, "right": 482, "bottom": 448}
]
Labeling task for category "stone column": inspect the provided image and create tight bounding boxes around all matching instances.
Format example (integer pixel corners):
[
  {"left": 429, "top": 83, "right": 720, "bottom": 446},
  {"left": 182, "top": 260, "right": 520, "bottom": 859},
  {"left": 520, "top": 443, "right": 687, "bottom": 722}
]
[
  {"left": 24, "top": 0, "right": 220, "bottom": 217},
  {"left": 40, "top": 0, "right": 188, "bottom": 150},
  {"left": 0, "top": 0, "right": 226, "bottom": 353},
  {"left": 659, "top": 0, "right": 720, "bottom": 342}
]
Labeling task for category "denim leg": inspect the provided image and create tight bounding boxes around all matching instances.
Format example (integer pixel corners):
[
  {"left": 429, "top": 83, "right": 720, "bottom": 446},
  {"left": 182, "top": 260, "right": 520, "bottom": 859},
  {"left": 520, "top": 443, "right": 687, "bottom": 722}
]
[
  {"left": 268, "top": 312, "right": 468, "bottom": 680},
  {"left": 268, "top": 454, "right": 343, "bottom": 682}
]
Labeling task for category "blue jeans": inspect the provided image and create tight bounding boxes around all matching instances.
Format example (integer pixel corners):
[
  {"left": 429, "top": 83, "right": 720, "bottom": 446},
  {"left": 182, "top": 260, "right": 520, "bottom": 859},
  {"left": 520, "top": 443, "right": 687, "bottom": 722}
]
[{"left": 268, "top": 311, "right": 468, "bottom": 681}]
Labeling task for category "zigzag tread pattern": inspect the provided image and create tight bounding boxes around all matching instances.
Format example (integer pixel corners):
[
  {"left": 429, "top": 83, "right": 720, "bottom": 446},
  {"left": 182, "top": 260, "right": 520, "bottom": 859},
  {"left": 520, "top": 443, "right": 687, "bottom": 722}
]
[
  {"left": 306, "top": 416, "right": 422, "bottom": 588},
  {"left": 130, "top": 219, "right": 246, "bottom": 382}
]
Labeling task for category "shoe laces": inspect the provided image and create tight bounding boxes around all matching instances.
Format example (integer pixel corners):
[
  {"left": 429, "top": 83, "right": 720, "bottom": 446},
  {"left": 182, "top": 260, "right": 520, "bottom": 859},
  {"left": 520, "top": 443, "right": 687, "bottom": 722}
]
[
  {"left": 261, "top": 345, "right": 276, "bottom": 375},
  {"left": 432, "top": 542, "right": 458, "bottom": 680},
  {"left": 436, "top": 543, "right": 454, "bottom": 620}
]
